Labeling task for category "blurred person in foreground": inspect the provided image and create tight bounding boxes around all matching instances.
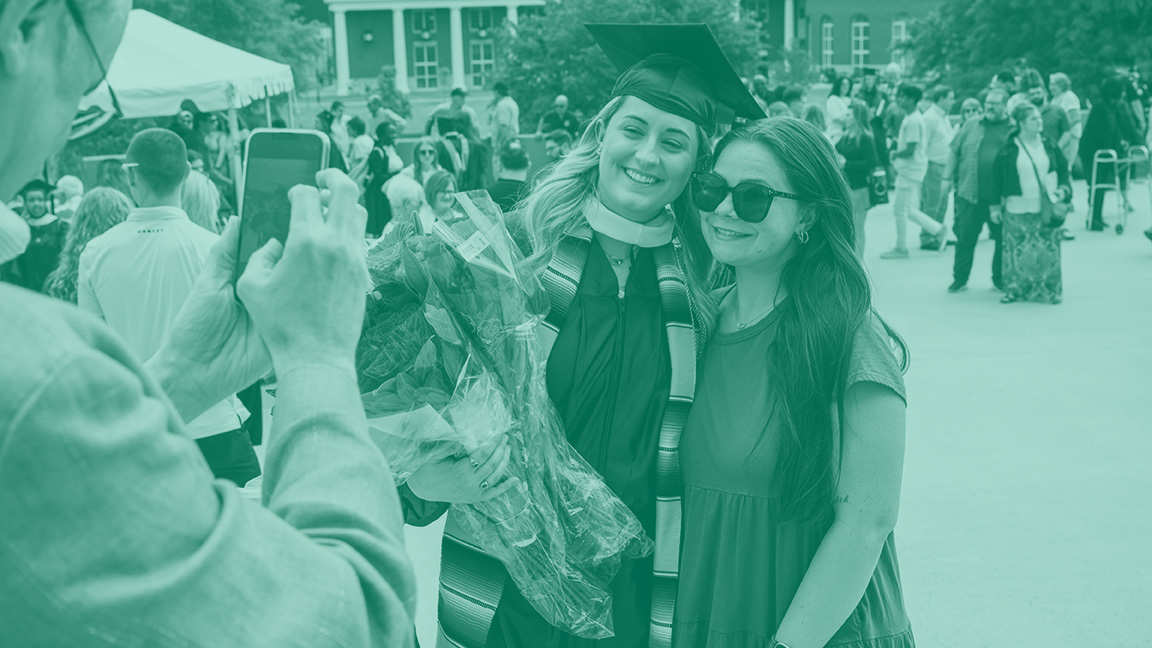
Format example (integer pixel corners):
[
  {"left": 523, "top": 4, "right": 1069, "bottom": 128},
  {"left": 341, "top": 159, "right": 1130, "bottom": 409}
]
[
  {"left": 79, "top": 129, "right": 258, "bottom": 486},
  {"left": 44, "top": 187, "right": 132, "bottom": 303},
  {"left": 943, "top": 88, "right": 1011, "bottom": 293},
  {"left": 0, "top": 1, "right": 417, "bottom": 644},
  {"left": 990, "top": 103, "right": 1071, "bottom": 304},
  {"left": 486, "top": 140, "right": 531, "bottom": 213}
]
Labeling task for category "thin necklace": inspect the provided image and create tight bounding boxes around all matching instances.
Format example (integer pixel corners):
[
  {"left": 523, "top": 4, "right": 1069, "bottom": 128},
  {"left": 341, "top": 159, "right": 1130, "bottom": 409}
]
[{"left": 733, "top": 289, "right": 779, "bottom": 330}]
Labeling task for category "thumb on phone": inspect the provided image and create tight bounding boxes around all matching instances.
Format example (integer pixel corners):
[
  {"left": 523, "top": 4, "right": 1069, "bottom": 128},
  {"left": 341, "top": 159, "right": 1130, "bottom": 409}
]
[{"left": 239, "top": 238, "right": 285, "bottom": 288}]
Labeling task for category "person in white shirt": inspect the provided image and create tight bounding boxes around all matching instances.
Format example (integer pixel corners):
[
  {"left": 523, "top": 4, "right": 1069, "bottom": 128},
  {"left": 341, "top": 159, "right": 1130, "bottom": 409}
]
[
  {"left": 78, "top": 128, "right": 257, "bottom": 486},
  {"left": 825, "top": 76, "right": 853, "bottom": 141},
  {"left": 1048, "top": 73, "right": 1082, "bottom": 175},
  {"left": 54, "top": 175, "right": 84, "bottom": 222},
  {"left": 490, "top": 81, "right": 520, "bottom": 160},
  {"left": 366, "top": 94, "right": 408, "bottom": 136},
  {"left": 329, "top": 101, "right": 353, "bottom": 160},
  {"left": 919, "top": 85, "right": 956, "bottom": 248},
  {"left": 882, "top": 84, "right": 946, "bottom": 259},
  {"left": 345, "top": 116, "right": 375, "bottom": 189}
]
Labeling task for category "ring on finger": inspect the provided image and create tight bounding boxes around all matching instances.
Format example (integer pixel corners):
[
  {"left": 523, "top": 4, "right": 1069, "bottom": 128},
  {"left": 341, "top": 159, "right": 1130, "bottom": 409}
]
[
  {"left": 480, "top": 479, "right": 489, "bottom": 489},
  {"left": 468, "top": 457, "right": 480, "bottom": 468}
]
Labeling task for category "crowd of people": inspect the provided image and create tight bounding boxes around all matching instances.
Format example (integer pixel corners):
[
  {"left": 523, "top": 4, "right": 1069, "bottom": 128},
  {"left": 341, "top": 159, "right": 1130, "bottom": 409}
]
[
  {"left": 754, "top": 63, "right": 1151, "bottom": 304},
  {"left": 0, "top": 2, "right": 1148, "bottom": 647}
]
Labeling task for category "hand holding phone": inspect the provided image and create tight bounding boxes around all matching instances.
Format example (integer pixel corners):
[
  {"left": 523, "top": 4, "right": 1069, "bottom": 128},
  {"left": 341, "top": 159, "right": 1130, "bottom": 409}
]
[
  {"left": 234, "top": 129, "right": 331, "bottom": 283},
  {"left": 236, "top": 170, "right": 369, "bottom": 371}
]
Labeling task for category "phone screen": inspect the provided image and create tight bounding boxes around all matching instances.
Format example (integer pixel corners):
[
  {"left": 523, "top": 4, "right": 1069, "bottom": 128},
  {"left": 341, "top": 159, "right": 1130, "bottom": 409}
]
[{"left": 235, "top": 130, "right": 329, "bottom": 281}]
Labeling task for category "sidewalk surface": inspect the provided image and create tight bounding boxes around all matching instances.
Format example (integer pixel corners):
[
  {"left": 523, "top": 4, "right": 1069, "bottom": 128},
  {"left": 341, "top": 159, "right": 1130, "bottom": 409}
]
[{"left": 261, "top": 177, "right": 1152, "bottom": 646}]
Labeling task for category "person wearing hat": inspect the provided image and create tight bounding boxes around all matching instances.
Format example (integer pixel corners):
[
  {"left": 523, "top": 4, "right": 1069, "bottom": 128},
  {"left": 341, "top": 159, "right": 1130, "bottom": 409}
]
[
  {"left": 11, "top": 178, "right": 68, "bottom": 293},
  {"left": 395, "top": 23, "right": 764, "bottom": 648}
]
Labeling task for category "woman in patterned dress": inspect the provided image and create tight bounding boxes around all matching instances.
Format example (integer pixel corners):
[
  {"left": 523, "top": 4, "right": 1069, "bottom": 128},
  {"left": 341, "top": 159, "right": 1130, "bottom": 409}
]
[{"left": 990, "top": 103, "right": 1071, "bottom": 304}]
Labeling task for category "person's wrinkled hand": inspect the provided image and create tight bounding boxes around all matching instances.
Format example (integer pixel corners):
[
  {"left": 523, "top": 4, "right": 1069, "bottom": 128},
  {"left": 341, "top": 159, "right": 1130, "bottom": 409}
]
[
  {"left": 153, "top": 216, "right": 272, "bottom": 417},
  {"left": 237, "top": 170, "right": 368, "bottom": 371},
  {"left": 406, "top": 435, "right": 519, "bottom": 504}
]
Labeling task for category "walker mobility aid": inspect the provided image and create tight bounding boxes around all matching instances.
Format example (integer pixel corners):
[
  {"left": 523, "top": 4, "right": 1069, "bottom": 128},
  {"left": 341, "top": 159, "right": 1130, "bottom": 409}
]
[{"left": 1088, "top": 145, "right": 1152, "bottom": 235}]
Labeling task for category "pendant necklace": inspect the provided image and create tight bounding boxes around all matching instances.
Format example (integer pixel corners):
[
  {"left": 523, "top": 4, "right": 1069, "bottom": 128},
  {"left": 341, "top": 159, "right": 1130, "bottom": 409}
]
[{"left": 734, "top": 293, "right": 778, "bottom": 330}]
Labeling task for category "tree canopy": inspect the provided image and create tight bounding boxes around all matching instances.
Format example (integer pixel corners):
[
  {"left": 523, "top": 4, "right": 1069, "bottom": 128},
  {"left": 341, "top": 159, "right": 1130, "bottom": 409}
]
[
  {"left": 496, "top": 0, "right": 763, "bottom": 129},
  {"left": 909, "top": 0, "right": 1152, "bottom": 101}
]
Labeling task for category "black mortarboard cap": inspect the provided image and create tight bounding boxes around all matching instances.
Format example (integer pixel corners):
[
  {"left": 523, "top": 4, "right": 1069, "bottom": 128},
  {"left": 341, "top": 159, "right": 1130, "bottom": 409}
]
[
  {"left": 18, "top": 178, "right": 56, "bottom": 197},
  {"left": 586, "top": 24, "right": 766, "bottom": 134}
]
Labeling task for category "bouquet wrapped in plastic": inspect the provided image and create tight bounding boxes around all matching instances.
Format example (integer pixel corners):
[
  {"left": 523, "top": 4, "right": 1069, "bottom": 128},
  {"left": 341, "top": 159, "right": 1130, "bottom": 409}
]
[{"left": 357, "top": 191, "right": 653, "bottom": 638}]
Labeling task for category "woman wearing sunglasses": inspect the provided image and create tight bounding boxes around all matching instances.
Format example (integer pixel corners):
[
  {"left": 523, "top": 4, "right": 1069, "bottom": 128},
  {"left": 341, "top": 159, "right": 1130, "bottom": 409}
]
[
  {"left": 395, "top": 24, "right": 764, "bottom": 648},
  {"left": 673, "top": 118, "right": 915, "bottom": 648},
  {"left": 960, "top": 97, "right": 984, "bottom": 125},
  {"left": 399, "top": 135, "right": 444, "bottom": 187}
]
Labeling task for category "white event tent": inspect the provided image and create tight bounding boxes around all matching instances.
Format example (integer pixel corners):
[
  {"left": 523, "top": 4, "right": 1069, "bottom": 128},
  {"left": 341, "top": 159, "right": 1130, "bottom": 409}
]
[{"left": 78, "top": 9, "right": 298, "bottom": 198}]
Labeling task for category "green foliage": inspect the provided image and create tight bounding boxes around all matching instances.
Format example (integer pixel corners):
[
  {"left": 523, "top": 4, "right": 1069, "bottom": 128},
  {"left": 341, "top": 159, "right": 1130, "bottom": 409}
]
[
  {"left": 134, "top": 0, "right": 325, "bottom": 90},
  {"left": 908, "top": 0, "right": 1152, "bottom": 101},
  {"left": 376, "top": 66, "right": 413, "bottom": 119},
  {"left": 497, "top": 0, "right": 764, "bottom": 130}
]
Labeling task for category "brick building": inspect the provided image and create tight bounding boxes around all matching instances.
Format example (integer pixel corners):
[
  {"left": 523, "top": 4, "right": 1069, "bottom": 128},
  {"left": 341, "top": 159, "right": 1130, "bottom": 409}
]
[{"left": 299, "top": 0, "right": 939, "bottom": 96}]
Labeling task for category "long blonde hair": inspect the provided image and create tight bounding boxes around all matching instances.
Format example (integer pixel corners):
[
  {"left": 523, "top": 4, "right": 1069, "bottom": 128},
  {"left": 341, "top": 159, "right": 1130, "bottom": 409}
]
[
  {"left": 518, "top": 96, "right": 719, "bottom": 330},
  {"left": 45, "top": 188, "right": 133, "bottom": 303},
  {"left": 181, "top": 171, "right": 222, "bottom": 232}
]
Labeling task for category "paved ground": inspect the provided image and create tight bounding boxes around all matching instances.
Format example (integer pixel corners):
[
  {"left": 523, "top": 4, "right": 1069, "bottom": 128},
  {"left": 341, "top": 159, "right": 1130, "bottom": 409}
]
[{"left": 258, "top": 178, "right": 1152, "bottom": 646}]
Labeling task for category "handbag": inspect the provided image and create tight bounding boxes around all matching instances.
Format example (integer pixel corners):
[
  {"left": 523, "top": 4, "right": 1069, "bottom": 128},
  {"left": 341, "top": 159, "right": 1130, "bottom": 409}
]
[
  {"left": 1017, "top": 137, "right": 1070, "bottom": 228},
  {"left": 868, "top": 168, "right": 889, "bottom": 206}
]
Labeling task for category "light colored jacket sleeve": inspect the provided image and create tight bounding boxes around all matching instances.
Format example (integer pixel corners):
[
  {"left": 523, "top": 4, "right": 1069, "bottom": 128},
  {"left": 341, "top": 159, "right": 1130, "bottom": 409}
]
[{"left": 0, "top": 319, "right": 417, "bottom": 647}]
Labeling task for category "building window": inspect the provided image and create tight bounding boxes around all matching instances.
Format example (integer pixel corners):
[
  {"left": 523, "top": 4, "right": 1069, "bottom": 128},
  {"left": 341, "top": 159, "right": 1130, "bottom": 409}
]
[
  {"left": 412, "top": 9, "right": 436, "bottom": 35},
  {"left": 744, "top": 0, "right": 770, "bottom": 23},
  {"left": 820, "top": 17, "right": 834, "bottom": 68},
  {"left": 413, "top": 42, "right": 439, "bottom": 89},
  {"left": 469, "top": 8, "right": 493, "bottom": 32},
  {"left": 892, "top": 15, "right": 909, "bottom": 69},
  {"left": 851, "top": 16, "right": 870, "bottom": 69},
  {"left": 469, "top": 40, "right": 495, "bottom": 88}
]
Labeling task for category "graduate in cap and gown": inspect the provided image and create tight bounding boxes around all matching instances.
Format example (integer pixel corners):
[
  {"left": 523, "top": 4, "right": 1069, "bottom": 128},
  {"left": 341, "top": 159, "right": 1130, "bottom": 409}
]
[
  {"left": 396, "top": 23, "right": 764, "bottom": 648},
  {"left": 10, "top": 179, "right": 67, "bottom": 293}
]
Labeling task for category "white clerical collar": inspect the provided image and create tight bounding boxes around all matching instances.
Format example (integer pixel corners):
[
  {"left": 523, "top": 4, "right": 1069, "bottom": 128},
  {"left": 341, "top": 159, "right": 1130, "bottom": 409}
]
[
  {"left": 583, "top": 198, "right": 674, "bottom": 248},
  {"left": 27, "top": 214, "right": 58, "bottom": 227}
]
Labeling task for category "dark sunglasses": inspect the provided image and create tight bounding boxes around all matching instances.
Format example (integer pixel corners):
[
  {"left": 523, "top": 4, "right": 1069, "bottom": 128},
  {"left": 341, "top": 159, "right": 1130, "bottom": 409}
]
[{"left": 691, "top": 172, "right": 802, "bottom": 223}]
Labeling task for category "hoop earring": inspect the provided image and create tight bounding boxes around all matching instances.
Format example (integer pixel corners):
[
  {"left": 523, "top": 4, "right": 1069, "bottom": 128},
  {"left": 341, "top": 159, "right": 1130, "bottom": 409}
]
[{"left": 796, "top": 230, "right": 809, "bottom": 244}]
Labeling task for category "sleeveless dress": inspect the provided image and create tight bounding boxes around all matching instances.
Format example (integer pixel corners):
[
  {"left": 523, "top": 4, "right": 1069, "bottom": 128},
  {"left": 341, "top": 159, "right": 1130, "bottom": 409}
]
[{"left": 673, "top": 308, "right": 915, "bottom": 648}]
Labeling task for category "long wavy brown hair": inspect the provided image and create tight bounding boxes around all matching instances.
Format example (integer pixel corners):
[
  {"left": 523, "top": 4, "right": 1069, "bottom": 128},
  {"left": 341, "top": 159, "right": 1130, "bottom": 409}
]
[
  {"left": 45, "top": 187, "right": 134, "bottom": 303},
  {"left": 711, "top": 118, "right": 908, "bottom": 523}
]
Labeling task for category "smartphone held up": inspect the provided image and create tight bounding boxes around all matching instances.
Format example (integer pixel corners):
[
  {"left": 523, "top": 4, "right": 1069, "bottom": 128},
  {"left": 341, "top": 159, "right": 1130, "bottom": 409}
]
[{"left": 234, "top": 129, "right": 330, "bottom": 283}]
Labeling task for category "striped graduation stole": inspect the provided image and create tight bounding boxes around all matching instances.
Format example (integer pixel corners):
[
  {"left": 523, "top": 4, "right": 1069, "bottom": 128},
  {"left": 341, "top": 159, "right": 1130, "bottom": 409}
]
[{"left": 437, "top": 228, "right": 697, "bottom": 648}]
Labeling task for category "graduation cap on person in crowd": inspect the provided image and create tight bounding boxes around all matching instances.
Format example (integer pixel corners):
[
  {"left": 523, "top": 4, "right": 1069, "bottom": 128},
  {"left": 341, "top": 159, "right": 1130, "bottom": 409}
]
[
  {"left": 585, "top": 23, "right": 766, "bottom": 134},
  {"left": 17, "top": 179, "right": 57, "bottom": 214}
]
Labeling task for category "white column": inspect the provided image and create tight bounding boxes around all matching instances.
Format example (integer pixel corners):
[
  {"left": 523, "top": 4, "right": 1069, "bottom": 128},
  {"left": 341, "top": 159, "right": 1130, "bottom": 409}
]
[
  {"left": 333, "top": 9, "right": 351, "bottom": 96},
  {"left": 783, "top": 0, "right": 795, "bottom": 51},
  {"left": 506, "top": 4, "right": 518, "bottom": 24},
  {"left": 392, "top": 8, "right": 410, "bottom": 93},
  {"left": 449, "top": 6, "right": 466, "bottom": 89}
]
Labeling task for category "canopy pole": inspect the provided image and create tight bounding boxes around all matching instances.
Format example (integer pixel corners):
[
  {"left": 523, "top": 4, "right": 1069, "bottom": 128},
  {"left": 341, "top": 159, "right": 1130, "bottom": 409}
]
[
  {"left": 288, "top": 90, "right": 297, "bottom": 128},
  {"left": 227, "top": 107, "right": 244, "bottom": 211},
  {"left": 265, "top": 95, "right": 273, "bottom": 127}
]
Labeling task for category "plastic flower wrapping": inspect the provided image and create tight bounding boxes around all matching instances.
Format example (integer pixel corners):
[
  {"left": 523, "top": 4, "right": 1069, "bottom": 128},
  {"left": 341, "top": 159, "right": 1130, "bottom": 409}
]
[{"left": 356, "top": 191, "right": 653, "bottom": 638}]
